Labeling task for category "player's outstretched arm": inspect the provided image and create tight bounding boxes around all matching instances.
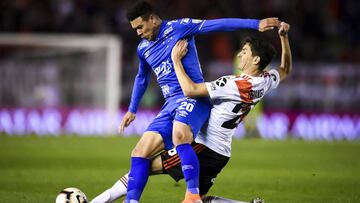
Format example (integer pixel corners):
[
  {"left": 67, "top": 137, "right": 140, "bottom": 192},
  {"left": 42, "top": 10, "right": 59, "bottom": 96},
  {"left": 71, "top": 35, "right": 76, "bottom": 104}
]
[
  {"left": 171, "top": 40, "right": 209, "bottom": 97},
  {"left": 277, "top": 22, "right": 292, "bottom": 81},
  {"left": 195, "top": 17, "right": 280, "bottom": 35}
]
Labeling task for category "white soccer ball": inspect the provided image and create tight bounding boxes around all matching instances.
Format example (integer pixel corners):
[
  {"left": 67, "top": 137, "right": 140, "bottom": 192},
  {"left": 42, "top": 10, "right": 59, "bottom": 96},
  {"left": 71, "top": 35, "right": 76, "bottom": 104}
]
[{"left": 55, "top": 187, "right": 88, "bottom": 203}]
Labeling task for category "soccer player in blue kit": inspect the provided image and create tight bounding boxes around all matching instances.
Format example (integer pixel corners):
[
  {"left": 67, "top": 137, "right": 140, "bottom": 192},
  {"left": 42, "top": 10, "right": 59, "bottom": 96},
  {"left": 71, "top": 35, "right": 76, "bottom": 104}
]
[{"left": 119, "top": 1, "right": 280, "bottom": 203}]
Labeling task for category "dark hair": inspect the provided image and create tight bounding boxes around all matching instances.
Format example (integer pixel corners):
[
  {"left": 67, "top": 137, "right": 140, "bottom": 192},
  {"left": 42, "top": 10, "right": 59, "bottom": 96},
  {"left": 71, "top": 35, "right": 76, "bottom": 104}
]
[
  {"left": 241, "top": 37, "right": 277, "bottom": 71},
  {"left": 126, "top": 1, "right": 156, "bottom": 21}
]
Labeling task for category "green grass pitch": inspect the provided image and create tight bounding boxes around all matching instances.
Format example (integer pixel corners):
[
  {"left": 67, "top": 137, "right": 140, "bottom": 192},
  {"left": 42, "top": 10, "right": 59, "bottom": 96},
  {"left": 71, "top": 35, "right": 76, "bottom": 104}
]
[{"left": 0, "top": 135, "right": 359, "bottom": 203}]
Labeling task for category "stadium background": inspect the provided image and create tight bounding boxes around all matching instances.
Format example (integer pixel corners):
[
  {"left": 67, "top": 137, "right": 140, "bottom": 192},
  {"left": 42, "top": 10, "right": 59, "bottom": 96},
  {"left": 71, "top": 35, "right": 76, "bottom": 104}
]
[
  {"left": 1, "top": 0, "right": 360, "bottom": 138},
  {"left": 0, "top": 0, "right": 359, "bottom": 202}
]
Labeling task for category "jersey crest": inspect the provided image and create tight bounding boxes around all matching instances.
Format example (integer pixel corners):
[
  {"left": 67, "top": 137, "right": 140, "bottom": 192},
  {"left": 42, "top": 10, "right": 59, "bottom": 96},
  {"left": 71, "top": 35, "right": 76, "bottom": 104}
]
[{"left": 215, "top": 77, "right": 227, "bottom": 87}]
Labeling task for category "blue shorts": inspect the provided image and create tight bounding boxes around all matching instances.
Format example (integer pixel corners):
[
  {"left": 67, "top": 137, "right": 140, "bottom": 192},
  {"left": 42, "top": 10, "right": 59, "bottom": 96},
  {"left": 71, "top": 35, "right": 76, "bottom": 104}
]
[{"left": 146, "top": 96, "right": 211, "bottom": 150}]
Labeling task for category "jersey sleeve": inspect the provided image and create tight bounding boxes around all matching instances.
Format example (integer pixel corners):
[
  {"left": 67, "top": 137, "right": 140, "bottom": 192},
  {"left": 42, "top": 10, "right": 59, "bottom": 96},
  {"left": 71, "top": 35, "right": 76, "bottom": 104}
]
[
  {"left": 175, "top": 18, "right": 259, "bottom": 38},
  {"left": 199, "top": 18, "right": 259, "bottom": 34},
  {"left": 172, "top": 18, "right": 206, "bottom": 37},
  {"left": 266, "top": 69, "right": 281, "bottom": 90},
  {"left": 128, "top": 51, "right": 151, "bottom": 113},
  {"left": 205, "top": 76, "right": 239, "bottom": 101}
]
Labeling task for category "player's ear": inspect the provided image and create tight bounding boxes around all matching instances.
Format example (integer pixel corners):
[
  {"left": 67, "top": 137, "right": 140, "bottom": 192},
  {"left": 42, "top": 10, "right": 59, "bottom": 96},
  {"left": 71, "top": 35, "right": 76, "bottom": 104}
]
[
  {"left": 149, "top": 14, "right": 156, "bottom": 24},
  {"left": 252, "top": 56, "right": 261, "bottom": 66}
]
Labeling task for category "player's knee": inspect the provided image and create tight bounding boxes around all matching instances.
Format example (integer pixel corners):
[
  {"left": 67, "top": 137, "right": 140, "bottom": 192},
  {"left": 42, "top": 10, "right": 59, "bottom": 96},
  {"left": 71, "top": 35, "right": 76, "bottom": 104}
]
[
  {"left": 131, "top": 143, "right": 152, "bottom": 157},
  {"left": 131, "top": 146, "right": 147, "bottom": 157},
  {"left": 173, "top": 128, "right": 193, "bottom": 146},
  {"left": 131, "top": 132, "right": 164, "bottom": 158}
]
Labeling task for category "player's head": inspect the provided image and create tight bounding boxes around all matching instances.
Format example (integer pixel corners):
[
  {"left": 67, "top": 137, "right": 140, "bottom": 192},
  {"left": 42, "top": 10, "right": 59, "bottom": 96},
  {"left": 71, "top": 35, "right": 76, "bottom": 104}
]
[
  {"left": 237, "top": 37, "right": 276, "bottom": 72},
  {"left": 126, "top": 1, "right": 161, "bottom": 41}
]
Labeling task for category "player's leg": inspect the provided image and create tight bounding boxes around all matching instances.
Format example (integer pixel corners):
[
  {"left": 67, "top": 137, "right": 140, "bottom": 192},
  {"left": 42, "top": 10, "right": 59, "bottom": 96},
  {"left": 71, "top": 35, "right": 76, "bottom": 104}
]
[
  {"left": 90, "top": 154, "right": 165, "bottom": 203},
  {"left": 173, "top": 122, "right": 201, "bottom": 202},
  {"left": 125, "top": 103, "right": 175, "bottom": 203},
  {"left": 125, "top": 131, "right": 164, "bottom": 203},
  {"left": 197, "top": 146, "right": 263, "bottom": 203},
  {"left": 149, "top": 151, "right": 166, "bottom": 175},
  {"left": 91, "top": 143, "right": 263, "bottom": 203},
  {"left": 161, "top": 142, "right": 254, "bottom": 203},
  {"left": 91, "top": 145, "right": 177, "bottom": 203},
  {"left": 90, "top": 173, "right": 129, "bottom": 203},
  {"left": 91, "top": 141, "right": 206, "bottom": 203},
  {"left": 173, "top": 98, "right": 211, "bottom": 203}
]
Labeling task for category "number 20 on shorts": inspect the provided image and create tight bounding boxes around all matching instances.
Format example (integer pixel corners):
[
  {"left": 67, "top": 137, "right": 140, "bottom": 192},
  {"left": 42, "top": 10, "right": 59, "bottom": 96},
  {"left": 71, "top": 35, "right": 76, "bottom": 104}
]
[{"left": 179, "top": 101, "right": 194, "bottom": 112}]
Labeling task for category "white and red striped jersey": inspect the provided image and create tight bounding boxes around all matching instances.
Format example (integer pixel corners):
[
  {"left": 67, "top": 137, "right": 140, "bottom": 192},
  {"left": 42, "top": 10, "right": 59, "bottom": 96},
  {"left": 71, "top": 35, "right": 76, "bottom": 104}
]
[{"left": 195, "top": 69, "right": 280, "bottom": 157}]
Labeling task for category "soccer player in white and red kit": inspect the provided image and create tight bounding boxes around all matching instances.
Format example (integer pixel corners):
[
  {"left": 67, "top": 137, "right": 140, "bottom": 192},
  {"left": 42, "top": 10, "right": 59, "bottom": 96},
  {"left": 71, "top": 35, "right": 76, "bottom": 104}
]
[
  {"left": 91, "top": 22, "right": 291, "bottom": 203},
  {"left": 171, "top": 22, "right": 291, "bottom": 160}
]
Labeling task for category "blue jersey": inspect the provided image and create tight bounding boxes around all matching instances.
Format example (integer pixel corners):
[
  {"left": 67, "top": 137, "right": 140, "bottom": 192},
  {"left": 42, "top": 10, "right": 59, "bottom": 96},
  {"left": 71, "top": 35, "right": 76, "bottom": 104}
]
[{"left": 129, "top": 18, "right": 259, "bottom": 113}]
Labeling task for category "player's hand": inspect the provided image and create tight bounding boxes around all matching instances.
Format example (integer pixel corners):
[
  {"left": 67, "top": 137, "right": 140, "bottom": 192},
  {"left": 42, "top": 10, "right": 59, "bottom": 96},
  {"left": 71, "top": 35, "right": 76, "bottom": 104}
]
[
  {"left": 278, "top": 21, "right": 290, "bottom": 36},
  {"left": 258, "top": 17, "right": 281, "bottom": 32},
  {"left": 171, "top": 39, "right": 188, "bottom": 61},
  {"left": 118, "top": 111, "right": 136, "bottom": 134}
]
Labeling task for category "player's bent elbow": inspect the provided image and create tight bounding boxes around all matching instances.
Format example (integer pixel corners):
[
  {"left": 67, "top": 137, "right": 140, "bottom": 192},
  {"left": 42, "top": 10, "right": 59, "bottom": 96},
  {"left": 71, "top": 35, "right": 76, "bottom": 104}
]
[
  {"left": 279, "top": 65, "right": 292, "bottom": 81},
  {"left": 182, "top": 89, "right": 195, "bottom": 97},
  {"left": 181, "top": 85, "right": 197, "bottom": 97}
]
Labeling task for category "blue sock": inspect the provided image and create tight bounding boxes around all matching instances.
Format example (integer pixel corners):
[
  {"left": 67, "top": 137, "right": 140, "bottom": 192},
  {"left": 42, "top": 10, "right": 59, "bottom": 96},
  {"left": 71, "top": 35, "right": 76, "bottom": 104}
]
[
  {"left": 126, "top": 157, "right": 150, "bottom": 202},
  {"left": 176, "top": 143, "right": 200, "bottom": 194}
]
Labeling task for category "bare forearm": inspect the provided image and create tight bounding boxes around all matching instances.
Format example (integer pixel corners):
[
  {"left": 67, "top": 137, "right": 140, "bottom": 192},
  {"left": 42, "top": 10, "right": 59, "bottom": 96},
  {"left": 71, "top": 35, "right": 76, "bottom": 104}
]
[
  {"left": 279, "top": 35, "right": 292, "bottom": 81},
  {"left": 172, "top": 59, "right": 208, "bottom": 97},
  {"left": 171, "top": 39, "right": 208, "bottom": 97},
  {"left": 173, "top": 59, "right": 196, "bottom": 94}
]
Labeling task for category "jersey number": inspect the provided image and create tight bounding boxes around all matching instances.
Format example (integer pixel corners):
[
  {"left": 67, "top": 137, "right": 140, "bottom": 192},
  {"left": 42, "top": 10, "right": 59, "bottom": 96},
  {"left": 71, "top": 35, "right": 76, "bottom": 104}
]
[
  {"left": 179, "top": 101, "right": 194, "bottom": 112},
  {"left": 168, "top": 148, "right": 177, "bottom": 156},
  {"left": 221, "top": 102, "right": 253, "bottom": 129}
]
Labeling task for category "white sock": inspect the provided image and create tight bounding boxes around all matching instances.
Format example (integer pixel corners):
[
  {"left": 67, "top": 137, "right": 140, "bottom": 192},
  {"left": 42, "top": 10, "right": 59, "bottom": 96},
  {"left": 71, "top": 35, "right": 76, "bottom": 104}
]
[
  {"left": 202, "top": 196, "right": 249, "bottom": 203},
  {"left": 90, "top": 173, "right": 129, "bottom": 203}
]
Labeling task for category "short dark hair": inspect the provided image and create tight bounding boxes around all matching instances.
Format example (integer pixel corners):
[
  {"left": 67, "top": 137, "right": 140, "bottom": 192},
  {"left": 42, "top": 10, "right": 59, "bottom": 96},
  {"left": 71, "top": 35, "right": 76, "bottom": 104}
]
[
  {"left": 241, "top": 37, "right": 277, "bottom": 71},
  {"left": 126, "top": 1, "right": 156, "bottom": 21}
]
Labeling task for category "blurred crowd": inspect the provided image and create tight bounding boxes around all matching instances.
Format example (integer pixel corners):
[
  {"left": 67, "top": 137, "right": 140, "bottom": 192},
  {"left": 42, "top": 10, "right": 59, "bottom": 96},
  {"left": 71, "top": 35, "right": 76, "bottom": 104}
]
[
  {"left": 1, "top": 0, "right": 360, "bottom": 113},
  {"left": 1, "top": 0, "right": 359, "bottom": 61},
  {"left": 266, "top": 63, "right": 360, "bottom": 113}
]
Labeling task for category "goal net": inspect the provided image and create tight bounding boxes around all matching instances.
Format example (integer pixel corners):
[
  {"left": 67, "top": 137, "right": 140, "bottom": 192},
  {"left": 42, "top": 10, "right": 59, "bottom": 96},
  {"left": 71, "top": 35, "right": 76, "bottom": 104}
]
[{"left": 0, "top": 34, "right": 122, "bottom": 135}]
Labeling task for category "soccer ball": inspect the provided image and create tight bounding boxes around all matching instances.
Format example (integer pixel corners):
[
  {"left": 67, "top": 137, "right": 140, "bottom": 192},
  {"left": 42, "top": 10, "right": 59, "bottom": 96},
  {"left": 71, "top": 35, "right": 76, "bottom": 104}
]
[{"left": 55, "top": 187, "right": 88, "bottom": 203}]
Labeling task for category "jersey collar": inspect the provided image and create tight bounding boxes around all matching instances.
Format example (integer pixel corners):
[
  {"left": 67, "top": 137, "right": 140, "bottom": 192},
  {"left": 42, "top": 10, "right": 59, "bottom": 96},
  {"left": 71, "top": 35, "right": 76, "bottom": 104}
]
[{"left": 155, "top": 20, "right": 168, "bottom": 41}]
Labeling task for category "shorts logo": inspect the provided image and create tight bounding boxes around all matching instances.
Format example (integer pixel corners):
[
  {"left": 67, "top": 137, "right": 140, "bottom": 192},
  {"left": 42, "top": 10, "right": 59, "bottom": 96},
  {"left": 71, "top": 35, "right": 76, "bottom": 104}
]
[
  {"left": 178, "top": 110, "right": 189, "bottom": 117},
  {"left": 211, "top": 178, "right": 216, "bottom": 183},
  {"left": 184, "top": 98, "right": 196, "bottom": 103},
  {"left": 182, "top": 165, "right": 194, "bottom": 171}
]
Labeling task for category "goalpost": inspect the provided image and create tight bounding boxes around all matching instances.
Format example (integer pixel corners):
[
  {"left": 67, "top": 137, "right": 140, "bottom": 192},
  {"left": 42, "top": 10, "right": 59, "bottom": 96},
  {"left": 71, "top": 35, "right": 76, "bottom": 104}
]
[{"left": 0, "top": 34, "right": 122, "bottom": 135}]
